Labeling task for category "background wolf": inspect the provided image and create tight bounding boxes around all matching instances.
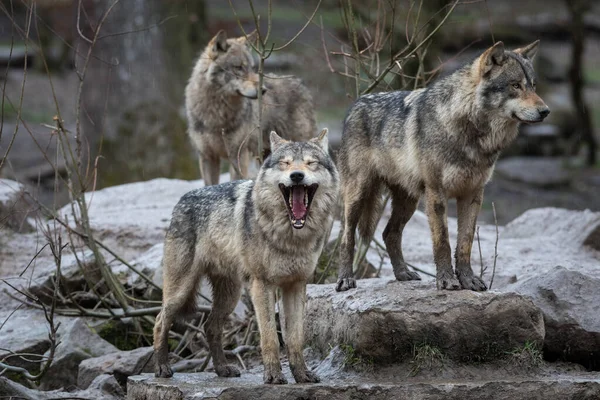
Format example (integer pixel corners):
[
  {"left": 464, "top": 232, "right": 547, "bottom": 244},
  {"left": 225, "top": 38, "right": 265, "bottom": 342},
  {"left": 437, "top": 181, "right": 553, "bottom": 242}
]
[
  {"left": 185, "top": 30, "right": 317, "bottom": 185},
  {"left": 153, "top": 129, "right": 339, "bottom": 384},
  {"left": 336, "top": 41, "right": 549, "bottom": 293}
]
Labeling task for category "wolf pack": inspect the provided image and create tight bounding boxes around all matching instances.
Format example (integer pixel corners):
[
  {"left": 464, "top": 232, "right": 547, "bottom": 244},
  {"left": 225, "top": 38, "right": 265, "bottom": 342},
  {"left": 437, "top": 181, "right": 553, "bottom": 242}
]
[{"left": 153, "top": 31, "right": 550, "bottom": 384}]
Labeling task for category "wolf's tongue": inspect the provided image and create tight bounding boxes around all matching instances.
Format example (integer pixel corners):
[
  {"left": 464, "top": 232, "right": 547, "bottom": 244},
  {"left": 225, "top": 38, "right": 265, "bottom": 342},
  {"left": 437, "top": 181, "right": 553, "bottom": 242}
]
[{"left": 291, "top": 186, "right": 307, "bottom": 218}]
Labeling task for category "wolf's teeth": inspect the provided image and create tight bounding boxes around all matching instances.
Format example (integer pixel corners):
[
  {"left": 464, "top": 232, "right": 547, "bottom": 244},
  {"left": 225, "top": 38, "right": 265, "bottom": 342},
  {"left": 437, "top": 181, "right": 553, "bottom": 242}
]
[
  {"left": 300, "top": 219, "right": 305, "bottom": 224},
  {"left": 304, "top": 190, "right": 308, "bottom": 205}
]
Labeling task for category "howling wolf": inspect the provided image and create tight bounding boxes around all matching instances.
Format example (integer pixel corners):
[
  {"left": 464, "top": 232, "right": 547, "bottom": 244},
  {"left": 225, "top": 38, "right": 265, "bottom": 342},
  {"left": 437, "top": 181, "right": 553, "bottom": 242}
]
[
  {"left": 185, "top": 30, "right": 316, "bottom": 185},
  {"left": 154, "top": 129, "right": 339, "bottom": 384},
  {"left": 335, "top": 41, "right": 549, "bottom": 292}
]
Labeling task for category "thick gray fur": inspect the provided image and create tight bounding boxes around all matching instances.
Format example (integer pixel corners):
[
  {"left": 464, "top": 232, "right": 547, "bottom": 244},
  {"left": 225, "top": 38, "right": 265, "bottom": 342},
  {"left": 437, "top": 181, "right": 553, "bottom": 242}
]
[
  {"left": 335, "top": 41, "right": 549, "bottom": 292},
  {"left": 185, "top": 30, "right": 316, "bottom": 185},
  {"left": 154, "top": 130, "right": 339, "bottom": 385}
]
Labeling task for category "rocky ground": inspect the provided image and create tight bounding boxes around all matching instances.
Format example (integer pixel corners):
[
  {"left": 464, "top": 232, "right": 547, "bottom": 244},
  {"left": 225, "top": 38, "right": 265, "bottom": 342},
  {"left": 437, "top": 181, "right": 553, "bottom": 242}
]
[{"left": 0, "top": 174, "right": 599, "bottom": 399}]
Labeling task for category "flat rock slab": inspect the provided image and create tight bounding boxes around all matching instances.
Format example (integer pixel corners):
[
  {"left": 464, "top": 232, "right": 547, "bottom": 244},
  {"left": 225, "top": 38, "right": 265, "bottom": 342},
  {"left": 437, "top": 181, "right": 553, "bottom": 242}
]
[
  {"left": 127, "top": 373, "right": 600, "bottom": 400},
  {"left": 495, "top": 157, "right": 571, "bottom": 187},
  {"left": 305, "top": 279, "right": 545, "bottom": 363}
]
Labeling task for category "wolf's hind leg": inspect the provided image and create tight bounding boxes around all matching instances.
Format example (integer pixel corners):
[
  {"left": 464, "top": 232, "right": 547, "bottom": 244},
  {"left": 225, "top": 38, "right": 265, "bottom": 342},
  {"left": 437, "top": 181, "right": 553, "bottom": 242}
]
[
  {"left": 206, "top": 274, "right": 242, "bottom": 377},
  {"left": 455, "top": 188, "right": 487, "bottom": 291},
  {"left": 251, "top": 278, "right": 287, "bottom": 384},
  {"left": 154, "top": 282, "right": 199, "bottom": 378},
  {"left": 282, "top": 281, "right": 319, "bottom": 384},
  {"left": 200, "top": 156, "right": 220, "bottom": 186},
  {"left": 425, "top": 188, "right": 461, "bottom": 290},
  {"left": 336, "top": 176, "right": 378, "bottom": 292},
  {"left": 154, "top": 239, "right": 199, "bottom": 378},
  {"left": 383, "top": 186, "right": 421, "bottom": 282}
]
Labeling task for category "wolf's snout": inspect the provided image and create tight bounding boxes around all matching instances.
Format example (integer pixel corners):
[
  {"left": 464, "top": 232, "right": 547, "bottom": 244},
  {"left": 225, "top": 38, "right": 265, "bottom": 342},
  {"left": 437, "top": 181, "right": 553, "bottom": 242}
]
[
  {"left": 290, "top": 171, "right": 305, "bottom": 183},
  {"left": 538, "top": 106, "right": 550, "bottom": 119}
]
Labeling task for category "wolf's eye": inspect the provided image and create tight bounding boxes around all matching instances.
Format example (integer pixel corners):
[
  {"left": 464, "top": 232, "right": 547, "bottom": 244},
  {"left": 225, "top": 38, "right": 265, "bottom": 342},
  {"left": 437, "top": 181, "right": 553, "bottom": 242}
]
[
  {"left": 512, "top": 83, "right": 521, "bottom": 90},
  {"left": 307, "top": 161, "right": 318, "bottom": 167},
  {"left": 279, "top": 160, "right": 291, "bottom": 167}
]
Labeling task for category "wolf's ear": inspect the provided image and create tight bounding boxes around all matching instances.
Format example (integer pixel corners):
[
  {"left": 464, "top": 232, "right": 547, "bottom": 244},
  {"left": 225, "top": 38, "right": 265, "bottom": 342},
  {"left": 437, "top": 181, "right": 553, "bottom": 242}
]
[
  {"left": 270, "top": 131, "right": 288, "bottom": 152},
  {"left": 514, "top": 40, "right": 540, "bottom": 61},
  {"left": 211, "top": 30, "right": 229, "bottom": 54},
  {"left": 310, "top": 128, "right": 329, "bottom": 153},
  {"left": 480, "top": 41, "right": 506, "bottom": 76},
  {"left": 237, "top": 30, "right": 257, "bottom": 47}
]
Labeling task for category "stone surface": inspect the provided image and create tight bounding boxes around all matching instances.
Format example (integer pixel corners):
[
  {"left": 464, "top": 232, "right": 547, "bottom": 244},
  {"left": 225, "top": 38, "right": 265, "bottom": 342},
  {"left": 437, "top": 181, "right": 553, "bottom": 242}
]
[
  {"left": 0, "top": 178, "right": 33, "bottom": 232},
  {"left": 78, "top": 346, "right": 155, "bottom": 389},
  {"left": 495, "top": 157, "right": 571, "bottom": 187},
  {"left": 0, "top": 374, "right": 123, "bottom": 400},
  {"left": 58, "top": 177, "right": 212, "bottom": 261},
  {"left": 512, "top": 266, "right": 600, "bottom": 369},
  {"left": 127, "top": 372, "right": 600, "bottom": 400},
  {"left": 39, "top": 318, "right": 119, "bottom": 390},
  {"left": 0, "top": 308, "right": 70, "bottom": 371},
  {"left": 304, "top": 279, "right": 545, "bottom": 363}
]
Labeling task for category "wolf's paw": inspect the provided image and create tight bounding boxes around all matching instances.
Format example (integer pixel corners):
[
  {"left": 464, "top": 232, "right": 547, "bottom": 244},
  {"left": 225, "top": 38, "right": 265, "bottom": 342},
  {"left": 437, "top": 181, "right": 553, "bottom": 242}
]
[
  {"left": 215, "top": 364, "right": 241, "bottom": 377},
  {"left": 263, "top": 370, "right": 288, "bottom": 384},
  {"left": 436, "top": 271, "right": 461, "bottom": 290},
  {"left": 458, "top": 274, "right": 487, "bottom": 291},
  {"left": 395, "top": 270, "right": 421, "bottom": 281},
  {"left": 293, "top": 369, "right": 320, "bottom": 384},
  {"left": 335, "top": 277, "right": 357, "bottom": 292},
  {"left": 155, "top": 363, "right": 174, "bottom": 378}
]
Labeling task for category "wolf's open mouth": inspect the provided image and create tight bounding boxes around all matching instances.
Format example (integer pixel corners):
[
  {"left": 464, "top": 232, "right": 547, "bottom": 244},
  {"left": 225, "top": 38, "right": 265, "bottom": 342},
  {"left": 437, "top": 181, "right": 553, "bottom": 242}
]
[{"left": 278, "top": 183, "right": 318, "bottom": 229}]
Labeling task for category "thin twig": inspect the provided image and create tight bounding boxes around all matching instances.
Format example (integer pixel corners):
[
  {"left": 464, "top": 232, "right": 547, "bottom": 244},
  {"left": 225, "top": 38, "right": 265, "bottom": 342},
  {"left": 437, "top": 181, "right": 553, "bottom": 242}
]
[{"left": 489, "top": 202, "right": 499, "bottom": 289}]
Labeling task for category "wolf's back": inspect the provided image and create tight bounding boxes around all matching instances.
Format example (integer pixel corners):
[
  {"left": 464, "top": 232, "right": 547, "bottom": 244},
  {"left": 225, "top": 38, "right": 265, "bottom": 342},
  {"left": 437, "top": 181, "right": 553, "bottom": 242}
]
[{"left": 261, "top": 76, "right": 316, "bottom": 144}]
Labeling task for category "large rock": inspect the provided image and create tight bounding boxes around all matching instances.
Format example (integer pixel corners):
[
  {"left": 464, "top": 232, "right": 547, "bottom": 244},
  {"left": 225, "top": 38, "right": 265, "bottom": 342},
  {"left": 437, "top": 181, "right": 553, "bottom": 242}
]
[
  {"left": 0, "top": 178, "right": 33, "bottom": 232},
  {"left": 39, "top": 318, "right": 119, "bottom": 390},
  {"left": 495, "top": 157, "right": 571, "bottom": 187},
  {"left": 58, "top": 177, "right": 213, "bottom": 261},
  {"left": 304, "top": 279, "right": 545, "bottom": 364},
  {"left": 0, "top": 374, "right": 123, "bottom": 400},
  {"left": 78, "top": 346, "right": 174, "bottom": 389},
  {"left": 0, "top": 308, "right": 70, "bottom": 371},
  {"left": 512, "top": 266, "right": 600, "bottom": 369},
  {"left": 127, "top": 371, "right": 600, "bottom": 400}
]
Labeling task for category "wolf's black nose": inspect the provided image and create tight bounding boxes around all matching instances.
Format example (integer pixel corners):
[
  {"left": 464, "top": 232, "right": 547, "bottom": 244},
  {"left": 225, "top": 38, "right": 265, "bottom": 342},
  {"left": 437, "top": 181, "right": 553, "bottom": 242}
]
[
  {"left": 538, "top": 107, "right": 550, "bottom": 119},
  {"left": 290, "top": 171, "right": 305, "bottom": 183}
]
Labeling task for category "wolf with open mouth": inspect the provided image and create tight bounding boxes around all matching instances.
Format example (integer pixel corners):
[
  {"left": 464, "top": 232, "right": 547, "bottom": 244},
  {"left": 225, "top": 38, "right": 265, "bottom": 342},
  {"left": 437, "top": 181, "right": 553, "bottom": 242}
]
[{"left": 154, "top": 129, "right": 339, "bottom": 384}]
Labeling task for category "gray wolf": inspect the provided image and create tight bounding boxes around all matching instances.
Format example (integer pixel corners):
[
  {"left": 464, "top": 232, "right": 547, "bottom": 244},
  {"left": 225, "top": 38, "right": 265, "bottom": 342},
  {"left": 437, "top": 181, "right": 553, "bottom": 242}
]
[
  {"left": 154, "top": 129, "right": 339, "bottom": 384},
  {"left": 335, "top": 41, "right": 549, "bottom": 292},
  {"left": 185, "top": 30, "right": 317, "bottom": 185}
]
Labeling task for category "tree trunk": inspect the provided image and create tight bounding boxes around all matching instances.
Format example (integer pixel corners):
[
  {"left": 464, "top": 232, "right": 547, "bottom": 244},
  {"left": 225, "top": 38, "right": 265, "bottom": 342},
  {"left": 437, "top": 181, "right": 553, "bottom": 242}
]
[
  {"left": 566, "top": 0, "right": 597, "bottom": 166},
  {"left": 77, "top": 0, "right": 207, "bottom": 187}
]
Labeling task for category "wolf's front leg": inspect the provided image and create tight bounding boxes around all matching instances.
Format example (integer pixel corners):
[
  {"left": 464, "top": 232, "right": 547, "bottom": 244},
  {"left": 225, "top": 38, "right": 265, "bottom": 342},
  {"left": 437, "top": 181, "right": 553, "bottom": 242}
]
[
  {"left": 455, "top": 188, "right": 487, "bottom": 291},
  {"left": 251, "top": 279, "right": 287, "bottom": 384},
  {"left": 226, "top": 141, "right": 249, "bottom": 180},
  {"left": 200, "top": 155, "right": 220, "bottom": 186},
  {"left": 282, "top": 281, "right": 320, "bottom": 384},
  {"left": 425, "top": 188, "right": 461, "bottom": 290},
  {"left": 206, "top": 276, "right": 243, "bottom": 377}
]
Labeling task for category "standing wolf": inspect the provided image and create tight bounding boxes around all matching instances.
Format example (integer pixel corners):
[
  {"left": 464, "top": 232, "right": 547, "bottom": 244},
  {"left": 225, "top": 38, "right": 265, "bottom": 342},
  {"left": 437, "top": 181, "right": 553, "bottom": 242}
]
[
  {"left": 154, "top": 129, "right": 339, "bottom": 384},
  {"left": 185, "top": 30, "right": 317, "bottom": 185},
  {"left": 336, "top": 41, "right": 549, "bottom": 292}
]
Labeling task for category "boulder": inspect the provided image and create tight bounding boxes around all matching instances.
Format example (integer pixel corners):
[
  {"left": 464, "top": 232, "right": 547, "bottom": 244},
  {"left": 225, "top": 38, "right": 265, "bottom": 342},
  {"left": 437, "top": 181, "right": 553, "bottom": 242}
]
[
  {"left": 0, "top": 374, "right": 123, "bottom": 400},
  {"left": 127, "top": 371, "right": 600, "bottom": 400},
  {"left": 77, "top": 346, "right": 154, "bottom": 389},
  {"left": 0, "top": 308, "right": 69, "bottom": 371},
  {"left": 511, "top": 266, "right": 600, "bottom": 369},
  {"left": 39, "top": 318, "right": 119, "bottom": 390},
  {"left": 77, "top": 346, "right": 181, "bottom": 390},
  {"left": 0, "top": 178, "right": 33, "bottom": 232},
  {"left": 304, "top": 279, "right": 545, "bottom": 364},
  {"left": 58, "top": 177, "right": 212, "bottom": 261},
  {"left": 495, "top": 157, "right": 571, "bottom": 187}
]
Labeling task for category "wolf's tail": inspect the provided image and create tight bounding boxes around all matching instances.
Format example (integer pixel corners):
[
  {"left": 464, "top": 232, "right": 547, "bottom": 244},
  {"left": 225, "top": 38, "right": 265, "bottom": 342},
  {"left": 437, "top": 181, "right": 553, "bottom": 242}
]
[{"left": 356, "top": 179, "right": 386, "bottom": 243}]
